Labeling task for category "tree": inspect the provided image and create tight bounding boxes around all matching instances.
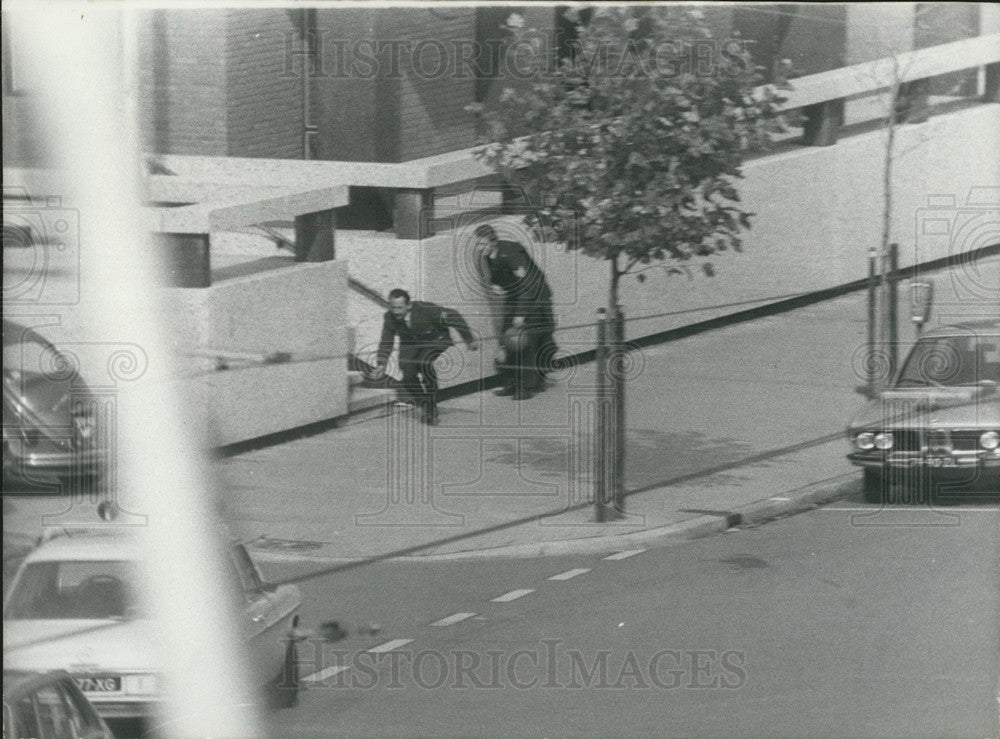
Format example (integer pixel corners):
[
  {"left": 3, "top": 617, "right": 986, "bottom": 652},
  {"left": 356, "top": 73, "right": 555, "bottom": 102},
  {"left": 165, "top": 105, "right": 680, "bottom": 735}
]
[
  {"left": 467, "top": 7, "right": 780, "bottom": 515},
  {"left": 469, "top": 6, "right": 780, "bottom": 313}
]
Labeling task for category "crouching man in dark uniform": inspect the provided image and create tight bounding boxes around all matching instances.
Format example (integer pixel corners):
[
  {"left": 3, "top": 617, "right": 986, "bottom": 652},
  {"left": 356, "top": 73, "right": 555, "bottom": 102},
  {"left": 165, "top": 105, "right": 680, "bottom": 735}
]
[
  {"left": 475, "top": 224, "right": 557, "bottom": 400},
  {"left": 374, "top": 288, "right": 478, "bottom": 425}
]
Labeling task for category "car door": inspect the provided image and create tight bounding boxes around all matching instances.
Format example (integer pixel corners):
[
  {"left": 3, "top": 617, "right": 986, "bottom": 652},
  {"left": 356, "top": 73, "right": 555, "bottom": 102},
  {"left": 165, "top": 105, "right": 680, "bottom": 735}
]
[{"left": 229, "top": 544, "right": 300, "bottom": 684}]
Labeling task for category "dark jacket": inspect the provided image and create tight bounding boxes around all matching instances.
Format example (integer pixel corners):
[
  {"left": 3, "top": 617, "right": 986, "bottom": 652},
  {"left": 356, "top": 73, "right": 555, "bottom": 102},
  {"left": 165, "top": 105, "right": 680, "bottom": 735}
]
[
  {"left": 487, "top": 240, "right": 554, "bottom": 331},
  {"left": 377, "top": 301, "right": 475, "bottom": 363}
]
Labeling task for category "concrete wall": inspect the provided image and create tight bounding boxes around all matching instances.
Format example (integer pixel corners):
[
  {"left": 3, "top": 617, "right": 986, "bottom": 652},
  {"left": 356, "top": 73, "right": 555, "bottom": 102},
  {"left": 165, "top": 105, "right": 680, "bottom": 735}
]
[
  {"left": 389, "top": 104, "right": 1000, "bottom": 391},
  {"left": 161, "top": 261, "right": 350, "bottom": 446}
]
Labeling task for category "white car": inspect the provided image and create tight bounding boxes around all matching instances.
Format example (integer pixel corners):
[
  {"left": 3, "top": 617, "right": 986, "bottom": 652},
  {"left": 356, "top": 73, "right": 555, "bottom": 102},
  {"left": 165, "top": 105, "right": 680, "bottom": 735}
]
[{"left": 3, "top": 529, "right": 302, "bottom": 721}]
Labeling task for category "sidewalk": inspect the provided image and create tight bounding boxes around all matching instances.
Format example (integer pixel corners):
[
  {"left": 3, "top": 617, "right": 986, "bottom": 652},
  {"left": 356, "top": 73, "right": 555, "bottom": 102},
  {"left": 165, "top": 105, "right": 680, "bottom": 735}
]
[{"left": 210, "top": 290, "right": 893, "bottom": 561}]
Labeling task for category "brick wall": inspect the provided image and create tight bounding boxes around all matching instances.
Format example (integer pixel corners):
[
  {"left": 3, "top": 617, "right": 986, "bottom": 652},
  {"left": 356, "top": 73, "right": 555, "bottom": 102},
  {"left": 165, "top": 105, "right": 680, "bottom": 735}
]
[
  {"left": 224, "top": 9, "right": 304, "bottom": 159},
  {"left": 381, "top": 8, "right": 478, "bottom": 161},
  {"left": 138, "top": 9, "right": 228, "bottom": 156}
]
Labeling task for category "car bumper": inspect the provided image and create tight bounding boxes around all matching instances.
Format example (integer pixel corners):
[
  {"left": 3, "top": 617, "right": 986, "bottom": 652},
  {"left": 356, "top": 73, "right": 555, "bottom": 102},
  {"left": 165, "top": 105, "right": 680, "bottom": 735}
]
[
  {"left": 847, "top": 451, "right": 1000, "bottom": 471},
  {"left": 88, "top": 698, "right": 161, "bottom": 720},
  {"left": 6, "top": 447, "right": 106, "bottom": 476}
]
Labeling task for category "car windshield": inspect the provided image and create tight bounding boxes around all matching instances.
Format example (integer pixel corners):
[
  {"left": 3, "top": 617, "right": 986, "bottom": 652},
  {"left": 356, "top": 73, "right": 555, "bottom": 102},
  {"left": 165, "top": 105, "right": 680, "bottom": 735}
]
[
  {"left": 2, "top": 332, "right": 64, "bottom": 382},
  {"left": 895, "top": 334, "right": 1000, "bottom": 387},
  {"left": 4, "top": 560, "right": 145, "bottom": 620}
]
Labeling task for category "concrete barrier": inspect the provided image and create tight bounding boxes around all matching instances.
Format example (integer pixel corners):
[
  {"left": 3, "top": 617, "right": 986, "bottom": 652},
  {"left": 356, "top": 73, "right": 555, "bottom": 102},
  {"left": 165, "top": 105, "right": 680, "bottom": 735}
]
[{"left": 161, "top": 260, "right": 350, "bottom": 446}]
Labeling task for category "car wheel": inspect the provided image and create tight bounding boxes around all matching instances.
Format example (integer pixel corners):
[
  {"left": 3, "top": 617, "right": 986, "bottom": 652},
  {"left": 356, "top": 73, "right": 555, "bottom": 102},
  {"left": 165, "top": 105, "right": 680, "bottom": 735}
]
[{"left": 862, "top": 469, "right": 886, "bottom": 503}]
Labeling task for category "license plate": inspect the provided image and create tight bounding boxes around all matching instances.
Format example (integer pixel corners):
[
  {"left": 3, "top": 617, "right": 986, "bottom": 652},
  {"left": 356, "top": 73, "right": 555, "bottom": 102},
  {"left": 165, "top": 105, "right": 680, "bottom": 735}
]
[
  {"left": 74, "top": 676, "right": 121, "bottom": 693},
  {"left": 925, "top": 456, "right": 956, "bottom": 468}
]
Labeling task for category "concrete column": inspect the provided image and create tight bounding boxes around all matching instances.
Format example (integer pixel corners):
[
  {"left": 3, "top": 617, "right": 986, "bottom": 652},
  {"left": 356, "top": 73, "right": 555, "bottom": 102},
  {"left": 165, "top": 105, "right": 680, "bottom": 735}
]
[
  {"left": 294, "top": 208, "right": 336, "bottom": 262},
  {"left": 984, "top": 63, "right": 1000, "bottom": 104},
  {"left": 393, "top": 188, "right": 433, "bottom": 240},
  {"left": 158, "top": 233, "right": 210, "bottom": 288},
  {"left": 896, "top": 79, "right": 930, "bottom": 124},
  {"left": 802, "top": 99, "right": 844, "bottom": 146}
]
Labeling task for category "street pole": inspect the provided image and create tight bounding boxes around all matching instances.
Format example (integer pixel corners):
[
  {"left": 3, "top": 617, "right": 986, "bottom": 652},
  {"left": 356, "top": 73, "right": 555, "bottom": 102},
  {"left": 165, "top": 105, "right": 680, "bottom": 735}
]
[
  {"left": 866, "top": 247, "right": 877, "bottom": 397},
  {"left": 888, "top": 242, "right": 899, "bottom": 381},
  {"left": 612, "top": 305, "right": 626, "bottom": 516},
  {"left": 594, "top": 309, "right": 608, "bottom": 522}
]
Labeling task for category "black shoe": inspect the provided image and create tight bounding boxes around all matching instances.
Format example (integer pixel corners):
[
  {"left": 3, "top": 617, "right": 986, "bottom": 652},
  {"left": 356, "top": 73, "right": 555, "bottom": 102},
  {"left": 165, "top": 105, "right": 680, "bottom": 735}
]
[
  {"left": 512, "top": 389, "right": 534, "bottom": 401},
  {"left": 494, "top": 387, "right": 516, "bottom": 397}
]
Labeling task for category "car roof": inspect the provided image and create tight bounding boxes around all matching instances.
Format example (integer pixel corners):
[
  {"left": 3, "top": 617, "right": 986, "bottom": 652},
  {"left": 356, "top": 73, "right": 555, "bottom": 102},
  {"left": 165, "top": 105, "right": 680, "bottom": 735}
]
[{"left": 22, "top": 529, "right": 143, "bottom": 564}]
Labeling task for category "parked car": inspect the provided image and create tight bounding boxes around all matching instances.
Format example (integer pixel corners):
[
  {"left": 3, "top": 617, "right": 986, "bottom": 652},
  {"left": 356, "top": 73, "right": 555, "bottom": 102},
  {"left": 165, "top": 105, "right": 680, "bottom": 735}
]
[
  {"left": 3, "top": 669, "right": 114, "bottom": 739},
  {"left": 3, "top": 528, "right": 303, "bottom": 723},
  {"left": 847, "top": 320, "right": 1000, "bottom": 502},
  {"left": 2, "top": 320, "right": 105, "bottom": 490}
]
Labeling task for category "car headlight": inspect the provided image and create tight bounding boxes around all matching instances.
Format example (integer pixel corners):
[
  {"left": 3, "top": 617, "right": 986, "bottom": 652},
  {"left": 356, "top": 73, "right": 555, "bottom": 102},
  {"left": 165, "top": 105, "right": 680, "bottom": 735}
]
[
  {"left": 874, "top": 432, "right": 894, "bottom": 450},
  {"left": 980, "top": 431, "right": 1000, "bottom": 451},
  {"left": 854, "top": 432, "right": 876, "bottom": 451}
]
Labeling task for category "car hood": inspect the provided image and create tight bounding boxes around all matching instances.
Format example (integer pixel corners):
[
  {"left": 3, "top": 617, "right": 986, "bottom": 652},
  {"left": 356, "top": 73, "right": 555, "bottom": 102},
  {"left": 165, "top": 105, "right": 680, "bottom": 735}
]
[
  {"left": 849, "top": 385, "right": 1000, "bottom": 430},
  {"left": 3, "top": 619, "right": 163, "bottom": 673}
]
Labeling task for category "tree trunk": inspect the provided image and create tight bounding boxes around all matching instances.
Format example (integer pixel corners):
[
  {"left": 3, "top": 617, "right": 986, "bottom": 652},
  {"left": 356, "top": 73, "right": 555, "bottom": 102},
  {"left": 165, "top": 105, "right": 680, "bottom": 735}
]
[{"left": 878, "top": 69, "right": 899, "bottom": 386}]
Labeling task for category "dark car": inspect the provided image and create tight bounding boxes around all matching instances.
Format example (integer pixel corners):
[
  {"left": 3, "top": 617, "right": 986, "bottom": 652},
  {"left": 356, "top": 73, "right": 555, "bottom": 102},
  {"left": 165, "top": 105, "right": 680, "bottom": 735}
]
[
  {"left": 3, "top": 669, "right": 115, "bottom": 739},
  {"left": 2, "top": 320, "right": 105, "bottom": 490},
  {"left": 847, "top": 320, "right": 1000, "bottom": 503}
]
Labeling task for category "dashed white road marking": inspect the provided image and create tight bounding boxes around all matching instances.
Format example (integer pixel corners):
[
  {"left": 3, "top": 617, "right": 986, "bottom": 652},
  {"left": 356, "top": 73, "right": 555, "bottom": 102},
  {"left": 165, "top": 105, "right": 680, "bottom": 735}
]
[
  {"left": 548, "top": 568, "right": 590, "bottom": 581},
  {"left": 368, "top": 639, "right": 413, "bottom": 653},
  {"left": 491, "top": 589, "right": 534, "bottom": 602},
  {"left": 431, "top": 612, "right": 477, "bottom": 626},
  {"left": 604, "top": 549, "right": 646, "bottom": 561},
  {"left": 301, "top": 665, "right": 351, "bottom": 684}
]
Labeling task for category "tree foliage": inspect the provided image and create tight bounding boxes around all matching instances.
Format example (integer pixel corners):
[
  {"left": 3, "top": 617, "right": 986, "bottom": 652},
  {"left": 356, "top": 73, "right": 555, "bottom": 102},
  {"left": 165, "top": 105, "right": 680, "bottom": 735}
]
[{"left": 467, "top": 6, "right": 782, "bottom": 303}]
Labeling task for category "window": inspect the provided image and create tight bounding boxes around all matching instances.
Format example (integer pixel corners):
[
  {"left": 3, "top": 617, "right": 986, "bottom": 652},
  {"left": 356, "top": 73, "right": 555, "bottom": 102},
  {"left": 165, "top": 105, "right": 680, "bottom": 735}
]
[{"left": 5, "top": 560, "right": 143, "bottom": 620}]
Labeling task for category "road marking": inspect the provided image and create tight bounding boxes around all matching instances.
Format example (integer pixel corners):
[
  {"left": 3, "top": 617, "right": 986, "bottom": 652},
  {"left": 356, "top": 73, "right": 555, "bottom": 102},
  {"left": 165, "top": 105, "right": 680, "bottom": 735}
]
[
  {"left": 301, "top": 665, "right": 350, "bottom": 684},
  {"left": 368, "top": 639, "right": 413, "bottom": 653},
  {"left": 491, "top": 589, "right": 534, "bottom": 602},
  {"left": 548, "top": 568, "right": 590, "bottom": 581},
  {"left": 604, "top": 549, "right": 646, "bottom": 561},
  {"left": 431, "top": 612, "right": 477, "bottom": 626}
]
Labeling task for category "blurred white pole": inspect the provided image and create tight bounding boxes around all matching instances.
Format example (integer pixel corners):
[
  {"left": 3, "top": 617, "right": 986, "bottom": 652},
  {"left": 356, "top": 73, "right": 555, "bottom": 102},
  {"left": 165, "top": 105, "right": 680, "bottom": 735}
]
[{"left": 8, "top": 3, "right": 259, "bottom": 736}]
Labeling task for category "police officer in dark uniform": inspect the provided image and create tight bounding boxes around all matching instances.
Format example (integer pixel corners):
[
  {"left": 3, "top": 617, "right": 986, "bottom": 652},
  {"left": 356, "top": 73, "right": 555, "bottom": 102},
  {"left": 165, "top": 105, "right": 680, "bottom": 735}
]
[
  {"left": 474, "top": 224, "right": 557, "bottom": 400},
  {"left": 375, "top": 288, "right": 478, "bottom": 425}
]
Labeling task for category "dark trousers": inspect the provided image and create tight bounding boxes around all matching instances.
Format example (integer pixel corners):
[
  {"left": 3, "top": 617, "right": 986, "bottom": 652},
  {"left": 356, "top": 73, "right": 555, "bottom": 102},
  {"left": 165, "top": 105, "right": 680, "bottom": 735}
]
[
  {"left": 398, "top": 346, "right": 443, "bottom": 419},
  {"left": 498, "top": 326, "right": 554, "bottom": 393}
]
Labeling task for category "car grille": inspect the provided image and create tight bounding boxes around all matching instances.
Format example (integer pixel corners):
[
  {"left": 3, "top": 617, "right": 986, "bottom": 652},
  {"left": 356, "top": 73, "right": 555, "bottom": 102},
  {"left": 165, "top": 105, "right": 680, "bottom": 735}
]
[
  {"left": 891, "top": 429, "right": 922, "bottom": 452},
  {"left": 949, "top": 431, "right": 983, "bottom": 451},
  {"left": 887, "top": 428, "right": 983, "bottom": 452}
]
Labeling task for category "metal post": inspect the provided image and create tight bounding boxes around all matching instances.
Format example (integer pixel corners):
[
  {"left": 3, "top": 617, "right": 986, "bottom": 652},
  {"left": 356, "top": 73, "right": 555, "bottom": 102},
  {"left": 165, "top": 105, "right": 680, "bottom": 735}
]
[
  {"left": 888, "top": 242, "right": 899, "bottom": 380},
  {"left": 594, "top": 309, "right": 608, "bottom": 522},
  {"left": 866, "top": 248, "right": 877, "bottom": 397},
  {"left": 612, "top": 306, "right": 626, "bottom": 515}
]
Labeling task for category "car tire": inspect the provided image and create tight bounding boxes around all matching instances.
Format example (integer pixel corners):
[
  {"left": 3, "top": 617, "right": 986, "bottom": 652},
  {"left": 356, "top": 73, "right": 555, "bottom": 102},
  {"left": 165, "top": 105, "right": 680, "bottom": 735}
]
[{"left": 862, "top": 469, "right": 886, "bottom": 504}]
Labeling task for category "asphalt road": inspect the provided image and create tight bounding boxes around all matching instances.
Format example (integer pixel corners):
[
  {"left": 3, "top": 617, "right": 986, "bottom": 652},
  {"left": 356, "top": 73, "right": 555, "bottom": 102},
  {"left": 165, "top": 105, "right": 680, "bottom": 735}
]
[{"left": 264, "top": 495, "right": 1000, "bottom": 739}]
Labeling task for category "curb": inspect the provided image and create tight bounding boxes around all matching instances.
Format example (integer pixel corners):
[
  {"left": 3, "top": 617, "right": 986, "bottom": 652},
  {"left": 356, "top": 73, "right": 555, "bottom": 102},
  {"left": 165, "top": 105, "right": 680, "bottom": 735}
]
[{"left": 250, "top": 473, "right": 861, "bottom": 565}]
